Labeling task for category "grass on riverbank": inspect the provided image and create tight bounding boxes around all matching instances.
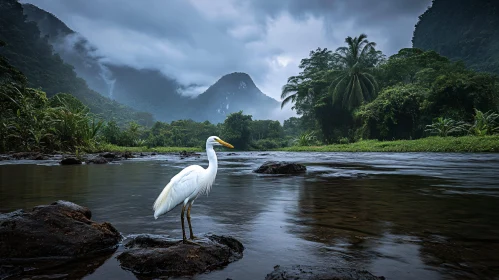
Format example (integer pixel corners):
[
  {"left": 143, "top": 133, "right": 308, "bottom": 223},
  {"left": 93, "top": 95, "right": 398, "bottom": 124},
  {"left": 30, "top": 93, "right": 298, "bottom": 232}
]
[
  {"left": 95, "top": 136, "right": 499, "bottom": 154},
  {"left": 278, "top": 136, "right": 499, "bottom": 153}
]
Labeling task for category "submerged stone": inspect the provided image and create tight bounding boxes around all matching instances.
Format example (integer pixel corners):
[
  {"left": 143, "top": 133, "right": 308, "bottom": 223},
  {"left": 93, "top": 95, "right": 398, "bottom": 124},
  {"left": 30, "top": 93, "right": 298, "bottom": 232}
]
[
  {"left": 117, "top": 234, "right": 244, "bottom": 277},
  {"left": 265, "top": 265, "right": 385, "bottom": 280},
  {"left": 59, "top": 157, "right": 82, "bottom": 165},
  {"left": 254, "top": 161, "right": 307, "bottom": 174},
  {"left": 10, "top": 152, "right": 47, "bottom": 160},
  {"left": 100, "top": 152, "right": 117, "bottom": 159},
  {"left": 179, "top": 150, "right": 201, "bottom": 159},
  {"left": 86, "top": 156, "right": 109, "bottom": 164}
]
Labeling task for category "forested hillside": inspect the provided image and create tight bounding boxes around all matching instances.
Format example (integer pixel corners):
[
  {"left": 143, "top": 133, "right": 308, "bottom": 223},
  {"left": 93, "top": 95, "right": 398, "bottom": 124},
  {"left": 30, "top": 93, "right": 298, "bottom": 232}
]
[
  {"left": 21, "top": 3, "right": 280, "bottom": 123},
  {"left": 412, "top": 0, "right": 499, "bottom": 74},
  {"left": 0, "top": 0, "right": 153, "bottom": 126}
]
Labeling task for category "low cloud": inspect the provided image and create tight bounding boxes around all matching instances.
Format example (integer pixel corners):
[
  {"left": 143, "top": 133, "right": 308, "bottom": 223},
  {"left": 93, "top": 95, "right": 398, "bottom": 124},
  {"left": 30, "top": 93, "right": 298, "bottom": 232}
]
[{"left": 22, "top": 0, "right": 431, "bottom": 115}]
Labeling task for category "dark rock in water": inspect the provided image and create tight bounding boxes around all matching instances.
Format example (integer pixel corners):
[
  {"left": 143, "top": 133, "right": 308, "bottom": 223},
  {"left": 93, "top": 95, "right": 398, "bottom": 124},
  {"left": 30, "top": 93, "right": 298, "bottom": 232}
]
[
  {"left": 86, "top": 156, "right": 109, "bottom": 164},
  {"left": 179, "top": 150, "right": 201, "bottom": 159},
  {"left": 265, "top": 265, "right": 385, "bottom": 280},
  {"left": 0, "top": 200, "right": 121, "bottom": 259},
  {"left": 10, "top": 152, "right": 47, "bottom": 160},
  {"left": 100, "top": 152, "right": 117, "bottom": 159},
  {"left": 122, "top": 151, "right": 134, "bottom": 159},
  {"left": 59, "top": 157, "right": 82, "bottom": 165},
  {"left": 226, "top": 152, "right": 238, "bottom": 156},
  {"left": 255, "top": 161, "right": 307, "bottom": 174},
  {"left": 117, "top": 234, "right": 244, "bottom": 277}
]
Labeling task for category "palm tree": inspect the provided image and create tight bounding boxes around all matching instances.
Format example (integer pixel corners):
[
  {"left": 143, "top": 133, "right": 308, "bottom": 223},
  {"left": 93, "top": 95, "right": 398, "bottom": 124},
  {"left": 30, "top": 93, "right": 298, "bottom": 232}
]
[
  {"left": 281, "top": 48, "right": 334, "bottom": 110},
  {"left": 280, "top": 76, "right": 300, "bottom": 109},
  {"left": 329, "top": 34, "right": 382, "bottom": 110}
]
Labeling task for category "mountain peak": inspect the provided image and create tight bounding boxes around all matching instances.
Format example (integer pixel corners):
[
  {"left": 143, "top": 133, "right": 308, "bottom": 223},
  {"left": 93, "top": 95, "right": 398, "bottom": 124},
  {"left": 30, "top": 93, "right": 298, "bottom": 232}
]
[
  {"left": 187, "top": 72, "right": 279, "bottom": 123},
  {"left": 215, "top": 72, "right": 255, "bottom": 90}
]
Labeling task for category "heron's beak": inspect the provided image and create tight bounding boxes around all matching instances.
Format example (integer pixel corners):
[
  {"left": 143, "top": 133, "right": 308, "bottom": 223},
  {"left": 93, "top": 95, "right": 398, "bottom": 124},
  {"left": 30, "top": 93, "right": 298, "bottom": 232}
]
[{"left": 216, "top": 138, "right": 234, "bottom": 149}]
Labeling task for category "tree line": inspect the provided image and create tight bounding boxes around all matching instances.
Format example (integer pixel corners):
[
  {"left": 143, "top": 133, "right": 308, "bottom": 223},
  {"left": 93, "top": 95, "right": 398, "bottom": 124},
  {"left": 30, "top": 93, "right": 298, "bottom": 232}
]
[
  {"left": 281, "top": 34, "right": 499, "bottom": 144},
  {"left": 2, "top": 33, "right": 499, "bottom": 153},
  {"left": 99, "top": 111, "right": 301, "bottom": 150}
]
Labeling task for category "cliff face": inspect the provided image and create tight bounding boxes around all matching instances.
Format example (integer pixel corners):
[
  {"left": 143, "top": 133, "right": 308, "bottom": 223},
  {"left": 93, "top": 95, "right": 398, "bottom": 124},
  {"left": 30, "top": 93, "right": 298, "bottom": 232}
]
[{"left": 412, "top": 0, "right": 499, "bottom": 74}]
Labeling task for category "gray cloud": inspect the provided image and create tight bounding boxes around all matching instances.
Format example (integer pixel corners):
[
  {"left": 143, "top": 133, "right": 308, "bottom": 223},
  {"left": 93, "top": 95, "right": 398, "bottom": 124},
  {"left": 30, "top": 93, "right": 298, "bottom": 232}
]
[{"left": 21, "top": 0, "right": 431, "bottom": 115}]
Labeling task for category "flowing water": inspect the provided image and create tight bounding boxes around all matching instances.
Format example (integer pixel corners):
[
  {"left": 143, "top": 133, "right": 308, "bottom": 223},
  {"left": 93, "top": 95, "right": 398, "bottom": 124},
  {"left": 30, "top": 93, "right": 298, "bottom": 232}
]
[{"left": 1, "top": 152, "right": 499, "bottom": 280}]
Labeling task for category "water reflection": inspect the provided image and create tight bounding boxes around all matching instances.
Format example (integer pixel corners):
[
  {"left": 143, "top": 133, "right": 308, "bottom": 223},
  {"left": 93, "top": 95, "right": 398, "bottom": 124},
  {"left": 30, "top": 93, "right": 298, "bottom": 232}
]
[
  {"left": 291, "top": 172, "right": 499, "bottom": 279},
  {"left": 1, "top": 152, "right": 499, "bottom": 279}
]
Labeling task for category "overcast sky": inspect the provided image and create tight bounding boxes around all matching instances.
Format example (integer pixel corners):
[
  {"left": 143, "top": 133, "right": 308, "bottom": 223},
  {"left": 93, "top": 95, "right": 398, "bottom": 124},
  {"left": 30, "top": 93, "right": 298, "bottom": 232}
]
[{"left": 23, "top": 0, "right": 431, "bottom": 102}]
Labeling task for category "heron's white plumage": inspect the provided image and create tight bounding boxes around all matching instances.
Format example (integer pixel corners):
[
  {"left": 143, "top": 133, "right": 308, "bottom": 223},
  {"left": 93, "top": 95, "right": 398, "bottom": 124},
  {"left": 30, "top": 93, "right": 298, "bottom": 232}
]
[
  {"left": 153, "top": 165, "right": 204, "bottom": 219},
  {"left": 152, "top": 136, "right": 232, "bottom": 221}
]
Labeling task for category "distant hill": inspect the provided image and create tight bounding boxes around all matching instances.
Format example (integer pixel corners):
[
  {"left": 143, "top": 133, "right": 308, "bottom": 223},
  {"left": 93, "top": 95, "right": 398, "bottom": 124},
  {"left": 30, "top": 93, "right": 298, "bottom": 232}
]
[
  {"left": 0, "top": 0, "right": 153, "bottom": 126},
  {"left": 412, "top": 0, "right": 499, "bottom": 74},
  {"left": 21, "top": 3, "right": 279, "bottom": 123},
  {"left": 187, "top": 72, "right": 279, "bottom": 123},
  {"left": 21, "top": 3, "right": 184, "bottom": 122}
]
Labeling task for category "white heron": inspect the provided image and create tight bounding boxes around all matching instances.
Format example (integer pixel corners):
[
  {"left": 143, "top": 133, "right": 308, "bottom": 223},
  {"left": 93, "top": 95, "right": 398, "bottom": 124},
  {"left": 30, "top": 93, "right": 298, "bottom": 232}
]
[{"left": 152, "top": 136, "right": 234, "bottom": 244}]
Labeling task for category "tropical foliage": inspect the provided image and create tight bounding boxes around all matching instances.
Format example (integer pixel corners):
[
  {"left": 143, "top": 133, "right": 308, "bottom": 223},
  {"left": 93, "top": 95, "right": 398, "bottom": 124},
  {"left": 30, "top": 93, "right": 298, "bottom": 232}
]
[
  {"left": 425, "top": 117, "right": 469, "bottom": 137},
  {"left": 280, "top": 33, "right": 499, "bottom": 144},
  {"left": 329, "top": 34, "right": 384, "bottom": 109}
]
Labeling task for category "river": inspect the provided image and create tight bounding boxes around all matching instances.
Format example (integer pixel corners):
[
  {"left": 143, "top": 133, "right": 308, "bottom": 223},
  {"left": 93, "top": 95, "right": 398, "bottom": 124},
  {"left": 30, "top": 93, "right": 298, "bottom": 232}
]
[{"left": 1, "top": 152, "right": 499, "bottom": 279}]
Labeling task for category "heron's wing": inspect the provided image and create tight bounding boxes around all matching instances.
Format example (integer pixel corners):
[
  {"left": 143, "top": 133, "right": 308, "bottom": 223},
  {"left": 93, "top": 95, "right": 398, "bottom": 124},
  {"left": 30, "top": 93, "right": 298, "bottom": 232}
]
[{"left": 153, "top": 165, "right": 204, "bottom": 219}]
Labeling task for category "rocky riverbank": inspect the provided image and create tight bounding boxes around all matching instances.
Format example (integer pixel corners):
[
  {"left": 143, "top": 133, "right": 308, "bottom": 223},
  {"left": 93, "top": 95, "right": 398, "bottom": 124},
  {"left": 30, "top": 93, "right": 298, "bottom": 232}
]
[
  {"left": 0, "top": 150, "right": 203, "bottom": 165},
  {"left": 0, "top": 201, "right": 247, "bottom": 279}
]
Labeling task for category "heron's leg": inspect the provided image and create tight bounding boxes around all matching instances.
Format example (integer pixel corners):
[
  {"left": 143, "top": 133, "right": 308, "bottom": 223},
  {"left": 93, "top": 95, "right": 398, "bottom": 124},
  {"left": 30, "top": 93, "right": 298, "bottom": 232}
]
[
  {"left": 187, "top": 202, "right": 197, "bottom": 240},
  {"left": 181, "top": 204, "right": 187, "bottom": 242},
  {"left": 181, "top": 203, "right": 200, "bottom": 246}
]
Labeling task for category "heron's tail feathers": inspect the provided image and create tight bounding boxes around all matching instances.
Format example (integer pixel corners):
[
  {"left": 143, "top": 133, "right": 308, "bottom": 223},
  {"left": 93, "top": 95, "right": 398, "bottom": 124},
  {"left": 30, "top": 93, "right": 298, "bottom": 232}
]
[{"left": 153, "top": 182, "right": 173, "bottom": 219}]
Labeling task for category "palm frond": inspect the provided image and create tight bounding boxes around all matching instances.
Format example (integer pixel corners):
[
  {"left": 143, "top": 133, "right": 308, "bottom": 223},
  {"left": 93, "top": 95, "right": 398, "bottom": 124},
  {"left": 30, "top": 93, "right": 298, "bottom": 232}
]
[{"left": 281, "top": 95, "right": 295, "bottom": 109}]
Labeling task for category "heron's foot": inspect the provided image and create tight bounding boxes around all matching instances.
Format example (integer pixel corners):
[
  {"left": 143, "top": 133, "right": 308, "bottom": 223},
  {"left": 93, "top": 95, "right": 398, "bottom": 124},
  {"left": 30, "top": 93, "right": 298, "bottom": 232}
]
[
  {"left": 190, "top": 235, "right": 200, "bottom": 240},
  {"left": 183, "top": 239, "right": 202, "bottom": 246}
]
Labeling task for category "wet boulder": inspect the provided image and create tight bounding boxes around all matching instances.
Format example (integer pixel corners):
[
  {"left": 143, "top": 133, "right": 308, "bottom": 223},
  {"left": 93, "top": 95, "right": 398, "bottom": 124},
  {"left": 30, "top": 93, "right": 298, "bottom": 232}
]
[
  {"left": 0, "top": 200, "right": 121, "bottom": 259},
  {"left": 100, "top": 152, "right": 117, "bottom": 159},
  {"left": 59, "top": 157, "right": 82, "bottom": 165},
  {"left": 10, "top": 152, "right": 47, "bottom": 160},
  {"left": 122, "top": 151, "right": 134, "bottom": 159},
  {"left": 117, "top": 234, "right": 244, "bottom": 277},
  {"left": 86, "top": 156, "right": 109, "bottom": 164},
  {"left": 265, "top": 265, "right": 385, "bottom": 280},
  {"left": 179, "top": 150, "right": 201, "bottom": 159},
  {"left": 255, "top": 161, "right": 307, "bottom": 174}
]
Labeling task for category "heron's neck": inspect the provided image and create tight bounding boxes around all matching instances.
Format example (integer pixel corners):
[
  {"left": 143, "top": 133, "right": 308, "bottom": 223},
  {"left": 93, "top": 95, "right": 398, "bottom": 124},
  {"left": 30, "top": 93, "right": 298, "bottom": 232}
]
[{"left": 206, "top": 144, "right": 218, "bottom": 173}]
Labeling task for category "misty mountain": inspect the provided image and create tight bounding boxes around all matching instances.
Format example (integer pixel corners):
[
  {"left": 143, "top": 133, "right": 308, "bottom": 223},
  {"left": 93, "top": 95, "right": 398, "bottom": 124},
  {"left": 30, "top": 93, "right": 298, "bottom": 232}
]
[
  {"left": 187, "top": 72, "right": 280, "bottom": 123},
  {"left": 22, "top": 3, "right": 184, "bottom": 120},
  {"left": 0, "top": 0, "right": 153, "bottom": 126},
  {"left": 22, "top": 3, "right": 280, "bottom": 123}
]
